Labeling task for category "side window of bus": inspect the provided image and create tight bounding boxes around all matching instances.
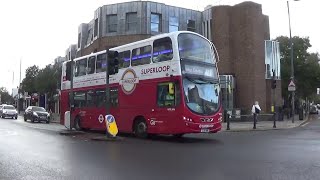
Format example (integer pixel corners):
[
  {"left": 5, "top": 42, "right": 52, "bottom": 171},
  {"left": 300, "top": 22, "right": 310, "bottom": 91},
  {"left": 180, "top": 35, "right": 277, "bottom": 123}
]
[
  {"left": 153, "top": 37, "right": 173, "bottom": 63},
  {"left": 119, "top": 50, "right": 130, "bottom": 68},
  {"left": 86, "top": 90, "right": 96, "bottom": 107},
  {"left": 87, "top": 56, "right": 96, "bottom": 74},
  {"left": 96, "top": 53, "right": 107, "bottom": 73},
  {"left": 110, "top": 87, "right": 119, "bottom": 107},
  {"left": 95, "top": 89, "right": 106, "bottom": 107},
  {"left": 157, "top": 82, "right": 175, "bottom": 107},
  {"left": 131, "top": 45, "right": 152, "bottom": 66},
  {"left": 74, "top": 92, "right": 86, "bottom": 108},
  {"left": 75, "top": 58, "right": 87, "bottom": 77}
]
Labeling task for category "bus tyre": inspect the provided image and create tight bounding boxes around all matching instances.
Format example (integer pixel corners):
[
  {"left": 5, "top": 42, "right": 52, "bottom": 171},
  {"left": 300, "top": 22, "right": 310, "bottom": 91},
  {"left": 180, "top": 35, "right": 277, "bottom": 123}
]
[
  {"left": 134, "top": 119, "right": 148, "bottom": 138},
  {"left": 74, "top": 116, "right": 82, "bottom": 131}
]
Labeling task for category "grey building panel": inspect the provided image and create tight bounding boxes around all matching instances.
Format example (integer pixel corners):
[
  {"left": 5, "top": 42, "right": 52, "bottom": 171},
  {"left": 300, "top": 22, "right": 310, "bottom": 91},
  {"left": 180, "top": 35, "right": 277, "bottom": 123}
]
[
  {"left": 106, "top": 4, "right": 112, "bottom": 14},
  {"left": 111, "top": 4, "right": 117, "bottom": 14},
  {"left": 168, "top": 6, "right": 174, "bottom": 17},
  {"left": 150, "top": 2, "right": 157, "bottom": 12},
  {"left": 156, "top": 3, "right": 162, "bottom": 14}
]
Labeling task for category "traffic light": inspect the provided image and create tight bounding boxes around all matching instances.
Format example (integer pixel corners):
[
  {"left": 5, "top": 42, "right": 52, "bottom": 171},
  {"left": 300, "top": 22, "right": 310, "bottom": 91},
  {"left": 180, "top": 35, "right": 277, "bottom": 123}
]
[
  {"left": 272, "top": 80, "right": 277, "bottom": 89},
  {"left": 65, "top": 61, "right": 72, "bottom": 81},
  {"left": 107, "top": 50, "right": 119, "bottom": 75}
]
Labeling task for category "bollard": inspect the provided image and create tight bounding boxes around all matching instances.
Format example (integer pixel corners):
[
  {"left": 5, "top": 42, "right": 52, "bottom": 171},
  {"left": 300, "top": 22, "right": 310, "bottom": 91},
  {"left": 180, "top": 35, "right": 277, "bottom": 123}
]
[
  {"left": 253, "top": 113, "right": 257, "bottom": 129},
  {"left": 226, "top": 114, "right": 230, "bottom": 130},
  {"left": 273, "top": 113, "right": 276, "bottom": 128}
]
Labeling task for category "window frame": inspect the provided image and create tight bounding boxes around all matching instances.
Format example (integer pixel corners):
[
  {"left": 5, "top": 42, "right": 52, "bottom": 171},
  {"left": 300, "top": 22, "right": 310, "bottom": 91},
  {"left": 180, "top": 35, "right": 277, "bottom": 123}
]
[
  {"left": 126, "top": 12, "right": 138, "bottom": 31},
  {"left": 152, "top": 37, "right": 173, "bottom": 63},
  {"left": 157, "top": 82, "right": 178, "bottom": 107},
  {"left": 169, "top": 16, "right": 179, "bottom": 32},
  {"left": 151, "top": 13, "right": 161, "bottom": 32},
  {"left": 187, "top": 19, "right": 196, "bottom": 32},
  {"left": 106, "top": 14, "right": 118, "bottom": 33},
  {"left": 131, "top": 45, "right": 152, "bottom": 66},
  {"left": 87, "top": 56, "right": 96, "bottom": 74},
  {"left": 75, "top": 58, "right": 87, "bottom": 77},
  {"left": 96, "top": 53, "right": 107, "bottom": 73}
]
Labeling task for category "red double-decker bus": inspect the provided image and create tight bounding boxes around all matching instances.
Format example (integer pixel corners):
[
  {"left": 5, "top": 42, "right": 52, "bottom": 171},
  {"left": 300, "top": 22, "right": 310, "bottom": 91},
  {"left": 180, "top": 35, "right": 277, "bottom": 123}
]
[{"left": 60, "top": 31, "right": 222, "bottom": 137}]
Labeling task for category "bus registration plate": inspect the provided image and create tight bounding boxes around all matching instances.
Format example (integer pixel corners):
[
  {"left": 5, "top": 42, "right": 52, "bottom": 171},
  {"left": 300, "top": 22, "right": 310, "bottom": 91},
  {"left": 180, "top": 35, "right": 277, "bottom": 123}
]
[{"left": 201, "top": 129, "right": 210, "bottom": 133}]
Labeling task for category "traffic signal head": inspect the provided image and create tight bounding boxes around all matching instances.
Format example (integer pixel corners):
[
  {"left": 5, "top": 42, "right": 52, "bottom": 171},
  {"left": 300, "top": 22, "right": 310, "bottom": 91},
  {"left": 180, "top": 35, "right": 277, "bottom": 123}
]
[
  {"left": 107, "top": 50, "right": 119, "bottom": 75},
  {"left": 272, "top": 80, "right": 277, "bottom": 89},
  {"left": 65, "top": 61, "right": 72, "bottom": 81}
]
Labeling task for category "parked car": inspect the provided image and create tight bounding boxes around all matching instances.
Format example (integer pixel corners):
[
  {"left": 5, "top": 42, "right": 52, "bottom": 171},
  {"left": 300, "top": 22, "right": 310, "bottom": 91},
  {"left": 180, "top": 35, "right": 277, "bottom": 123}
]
[
  {"left": 0, "top": 105, "right": 18, "bottom": 119},
  {"left": 310, "top": 105, "right": 318, "bottom": 114},
  {"left": 24, "top": 106, "right": 50, "bottom": 123}
]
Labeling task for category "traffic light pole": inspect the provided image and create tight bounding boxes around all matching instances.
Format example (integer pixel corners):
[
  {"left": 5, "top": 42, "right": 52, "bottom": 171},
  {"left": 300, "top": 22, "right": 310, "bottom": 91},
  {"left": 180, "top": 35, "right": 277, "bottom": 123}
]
[
  {"left": 69, "top": 60, "right": 74, "bottom": 130},
  {"left": 272, "top": 71, "right": 276, "bottom": 128}
]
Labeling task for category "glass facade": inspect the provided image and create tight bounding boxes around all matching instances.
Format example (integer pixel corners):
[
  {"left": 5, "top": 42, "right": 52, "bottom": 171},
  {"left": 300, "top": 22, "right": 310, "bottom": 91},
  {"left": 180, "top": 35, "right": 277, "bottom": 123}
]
[{"left": 265, "top": 40, "right": 281, "bottom": 79}]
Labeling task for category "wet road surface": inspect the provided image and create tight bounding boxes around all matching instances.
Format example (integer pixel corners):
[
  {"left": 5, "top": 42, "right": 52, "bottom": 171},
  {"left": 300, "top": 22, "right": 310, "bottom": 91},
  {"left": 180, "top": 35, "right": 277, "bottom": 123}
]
[{"left": 1, "top": 115, "right": 320, "bottom": 180}]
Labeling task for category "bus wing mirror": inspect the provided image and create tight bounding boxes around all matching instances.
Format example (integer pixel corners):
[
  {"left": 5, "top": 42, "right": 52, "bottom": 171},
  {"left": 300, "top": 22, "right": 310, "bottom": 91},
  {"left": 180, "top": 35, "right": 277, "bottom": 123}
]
[{"left": 169, "top": 83, "right": 174, "bottom": 95}]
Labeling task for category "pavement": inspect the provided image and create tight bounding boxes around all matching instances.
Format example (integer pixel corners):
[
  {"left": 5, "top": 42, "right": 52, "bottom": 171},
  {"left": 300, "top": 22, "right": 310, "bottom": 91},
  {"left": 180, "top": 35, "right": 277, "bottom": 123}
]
[{"left": 222, "top": 114, "right": 309, "bottom": 132}]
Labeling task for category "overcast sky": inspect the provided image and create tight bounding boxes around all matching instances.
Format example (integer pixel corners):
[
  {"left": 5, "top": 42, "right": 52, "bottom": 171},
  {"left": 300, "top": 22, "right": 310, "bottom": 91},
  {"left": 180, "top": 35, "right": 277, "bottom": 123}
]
[{"left": 0, "top": 0, "right": 318, "bottom": 93}]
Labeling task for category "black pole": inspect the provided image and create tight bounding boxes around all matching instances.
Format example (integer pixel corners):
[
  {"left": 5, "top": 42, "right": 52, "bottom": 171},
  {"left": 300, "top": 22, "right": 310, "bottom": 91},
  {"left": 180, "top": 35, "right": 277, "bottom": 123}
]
[
  {"left": 105, "top": 51, "right": 111, "bottom": 137},
  {"left": 226, "top": 113, "right": 230, "bottom": 130},
  {"left": 253, "top": 113, "right": 257, "bottom": 129},
  {"left": 273, "top": 71, "right": 276, "bottom": 128},
  {"left": 69, "top": 60, "right": 74, "bottom": 130}
]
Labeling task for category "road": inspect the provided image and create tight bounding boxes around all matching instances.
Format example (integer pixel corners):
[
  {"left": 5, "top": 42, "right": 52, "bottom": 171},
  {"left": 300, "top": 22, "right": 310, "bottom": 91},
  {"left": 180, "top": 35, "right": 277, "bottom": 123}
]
[{"left": 0, "top": 115, "right": 320, "bottom": 180}]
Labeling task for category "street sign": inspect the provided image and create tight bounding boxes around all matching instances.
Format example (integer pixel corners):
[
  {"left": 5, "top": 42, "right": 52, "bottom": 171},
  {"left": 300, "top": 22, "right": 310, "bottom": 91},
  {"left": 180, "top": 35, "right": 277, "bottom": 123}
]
[
  {"left": 288, "top": 80, "right": 296, "bottom": 91},
  {"left": 105, "top": 115, "right": 118, "bottom": 137}
]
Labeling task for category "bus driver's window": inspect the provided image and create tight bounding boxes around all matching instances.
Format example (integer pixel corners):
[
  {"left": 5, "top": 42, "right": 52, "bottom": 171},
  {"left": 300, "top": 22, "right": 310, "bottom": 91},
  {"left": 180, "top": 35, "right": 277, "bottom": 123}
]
[{"left": 157, "top": 83, "right": 175, "bottom": 107}]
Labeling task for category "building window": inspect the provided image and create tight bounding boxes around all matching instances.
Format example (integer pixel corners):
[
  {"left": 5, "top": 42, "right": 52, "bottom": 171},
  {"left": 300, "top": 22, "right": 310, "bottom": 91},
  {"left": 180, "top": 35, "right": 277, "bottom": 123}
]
[
  {"left": 96, "top": 53, "right": 107, "bottom": 73},
  {"left": 86, "top": 28, "right": 93, "bottom": 45},
  {"left": 169, "top": 17, "right": 179, "bottom": 32},
  {"left": 119, "top": 50, "right": 130, "bottom": 68},
  {"left": 187, "top": 20, "right": 196, "bottom": 32},
  {"left": 151, "top": 13, "right": 161, "bottom": 32},
  {"left": 94, "top": 18, "right": 98, "bottom": 37},
  {"left": 87, "top": 56, "right": 96, "bottom": 74},
  {"left": 78, "top": 33, "right": 81, "bottom": 48},
  {"left": 153, "top": 37, "right": 173, "bottom": 63},
  {"left": 131, "top": 46, "right": 152, "bottom": 66},
  {"left": 106, "top": 14, "right": 117, "bottom": 33},
  {"left": 126, "top": 12, "right": 138, "bottom": 31},
  {"left": 75, "top": 58, "right": 87, "bottom": 77}
]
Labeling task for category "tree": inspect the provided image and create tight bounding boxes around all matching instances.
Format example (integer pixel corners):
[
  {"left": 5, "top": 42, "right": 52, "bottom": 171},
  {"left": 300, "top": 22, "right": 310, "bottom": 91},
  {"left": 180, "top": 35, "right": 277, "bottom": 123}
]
[
  {"left": 21, "top": 65, "right": 40, "bottom": 94},
  {"left": 275, "top": 36, "right": 320, "bottom": 101},
  {"left": 35, "top": 63, "right": 60, "bottom": 98},
  {"left": 0, "top": 87, "right": 14, "bottom": 104}
]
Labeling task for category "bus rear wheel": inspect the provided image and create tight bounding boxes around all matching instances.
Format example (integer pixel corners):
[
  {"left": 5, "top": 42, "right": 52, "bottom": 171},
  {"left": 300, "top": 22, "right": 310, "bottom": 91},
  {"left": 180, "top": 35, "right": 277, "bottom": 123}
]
[{"left": 134, "top": 119, "right": 148, "bottom": 138}]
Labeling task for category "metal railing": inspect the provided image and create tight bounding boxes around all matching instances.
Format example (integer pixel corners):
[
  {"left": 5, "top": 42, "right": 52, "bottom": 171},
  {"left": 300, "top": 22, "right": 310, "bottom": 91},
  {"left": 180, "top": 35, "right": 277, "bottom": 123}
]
[{"left": 225, "top": 113, "right": 275, "bottom": 130}]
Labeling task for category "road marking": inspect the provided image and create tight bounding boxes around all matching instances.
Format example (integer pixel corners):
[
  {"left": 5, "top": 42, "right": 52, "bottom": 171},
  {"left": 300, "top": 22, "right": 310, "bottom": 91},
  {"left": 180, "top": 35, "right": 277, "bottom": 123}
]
[
  {"left": 301, "top": 122, "right": 309, "bottom": 127},
  {"left": 0, "top": 128, "right": 18, "bottom": 136}
]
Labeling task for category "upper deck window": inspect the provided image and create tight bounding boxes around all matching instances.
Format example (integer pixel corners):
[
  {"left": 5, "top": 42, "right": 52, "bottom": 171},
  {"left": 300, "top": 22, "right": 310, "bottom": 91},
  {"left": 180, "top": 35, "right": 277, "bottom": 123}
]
[
  {"left": 119, "top": 50, "right": 131, "bottom": 68},
  {"left": 131, "top": 45, "right": 152, "bottom": 66},
  {"left": 96, "top": 53, "right": 107, "bottom": 73},
  {"left": 75, "top": 58, "right": 87, "bottom": 77},
  {"left": 152, "top": 37, "right": 173, "bottom": 63},
  {"left": 178, "top": 33, "right": 215, "bottom": 64}
]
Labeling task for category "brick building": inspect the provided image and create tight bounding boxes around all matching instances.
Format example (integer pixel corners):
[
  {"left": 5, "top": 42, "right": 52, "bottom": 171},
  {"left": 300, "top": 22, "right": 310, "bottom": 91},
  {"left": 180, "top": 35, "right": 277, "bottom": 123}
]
[{"left": 69, "top": 1, "right": 281, "bottom": 113}]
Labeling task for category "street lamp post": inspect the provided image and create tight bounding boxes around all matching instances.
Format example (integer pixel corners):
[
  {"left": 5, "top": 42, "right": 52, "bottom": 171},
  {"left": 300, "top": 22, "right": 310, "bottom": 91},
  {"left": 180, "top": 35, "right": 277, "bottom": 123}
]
[{"left": 287, "top": 0, "right": 298, "bottom": 123}]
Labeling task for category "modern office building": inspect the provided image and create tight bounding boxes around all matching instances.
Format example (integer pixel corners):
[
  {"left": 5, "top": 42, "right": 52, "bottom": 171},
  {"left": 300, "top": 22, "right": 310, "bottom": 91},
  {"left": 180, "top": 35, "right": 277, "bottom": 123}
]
[{"left": 69, "top": 1, "right": 281, "bottom": 113}]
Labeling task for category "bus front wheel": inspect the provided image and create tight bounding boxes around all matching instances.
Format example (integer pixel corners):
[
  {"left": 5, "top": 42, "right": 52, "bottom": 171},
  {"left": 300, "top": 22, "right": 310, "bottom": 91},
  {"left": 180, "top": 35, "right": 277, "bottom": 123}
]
[{"left": 134, "top": 119, "right": 148, "bottom": 138}]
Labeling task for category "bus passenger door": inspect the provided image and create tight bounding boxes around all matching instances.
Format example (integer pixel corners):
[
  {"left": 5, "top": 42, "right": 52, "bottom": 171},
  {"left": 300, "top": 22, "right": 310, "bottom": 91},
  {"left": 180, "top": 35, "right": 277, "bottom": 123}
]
[{"left": 152, "top": 82, "right": 180, "bottom": 133}]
